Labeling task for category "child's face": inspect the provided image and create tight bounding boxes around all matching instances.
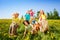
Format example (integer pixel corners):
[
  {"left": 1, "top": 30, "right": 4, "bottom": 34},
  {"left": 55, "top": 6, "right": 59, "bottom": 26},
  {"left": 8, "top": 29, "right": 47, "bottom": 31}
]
[
  {"left": 40, "top": 10, "right": 44, "bottom": 15},
  {"left": 13, "top": 14, "right": 19, "bottom": 18},
  {"left": 15, "top": 14, "right": 19, "bottom": 18},
  {"left": 24, "top": 21, "right": 29, "bottom": 26}
]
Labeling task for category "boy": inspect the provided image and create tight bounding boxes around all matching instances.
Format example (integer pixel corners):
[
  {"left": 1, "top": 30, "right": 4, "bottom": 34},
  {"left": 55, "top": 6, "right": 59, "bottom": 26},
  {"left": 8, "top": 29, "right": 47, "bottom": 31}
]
[
  {"left": 23, "top": 20, "right": 32, "bottom": 37},
  {"left": 25, "top": 10, "right": 30, "bottom": 21}
]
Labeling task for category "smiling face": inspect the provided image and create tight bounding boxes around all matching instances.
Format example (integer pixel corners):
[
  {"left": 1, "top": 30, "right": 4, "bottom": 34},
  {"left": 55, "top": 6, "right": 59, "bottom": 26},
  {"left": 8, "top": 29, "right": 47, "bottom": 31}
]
[
  {"left": 23, "top": 20, "right": 30, "bottom": 26},
  {"left": 24, "top": 21, "right": 29, "bottom": 26},
  {"left": 15, "top": 13, "right": 19, "bottom": 18},
  {"left": 40, "top": 10, "right": 44, "bottom": 15},
  {"left": 12, "top": 13, "right": 19, "bottom": 18}
]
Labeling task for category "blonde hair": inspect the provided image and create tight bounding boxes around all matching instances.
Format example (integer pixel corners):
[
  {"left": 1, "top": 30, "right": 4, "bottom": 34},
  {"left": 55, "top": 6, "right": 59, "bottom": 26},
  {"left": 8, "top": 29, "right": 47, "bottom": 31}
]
[
  {"left": 12, "top": 12, "right": 19, "bottom": 18},
  {"left": 39, "top": 10, "right": 45, "bottom": 17}
]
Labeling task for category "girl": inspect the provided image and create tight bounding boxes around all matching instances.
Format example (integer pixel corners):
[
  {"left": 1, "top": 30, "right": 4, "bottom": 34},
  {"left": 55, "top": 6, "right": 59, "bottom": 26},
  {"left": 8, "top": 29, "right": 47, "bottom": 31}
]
[
  {"left": 38, "top": 10, "right": 48, "bottom": 33},
  {"left": 29, "top": 9, "right": 35, "bottom": 23},
  {"left": 23, "top": 20, "right": 32, "bottom": 37},
  {"left": 29, "top": 9, "right": 34, "bottom": 17},
  {"left": 9, "top": 12, "right": 20, "bottom": 36}
]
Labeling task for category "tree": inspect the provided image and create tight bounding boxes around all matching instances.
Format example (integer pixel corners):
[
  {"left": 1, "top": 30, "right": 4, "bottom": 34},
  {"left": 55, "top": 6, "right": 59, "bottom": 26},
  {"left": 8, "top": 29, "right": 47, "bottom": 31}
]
[
  {"left": 47, "top": 12, "right": 50, "bottom": 19},
  {"left": 47, "top": 11, "right": 53, "bottom": 19},
  {"left": 37, "top": 11, "right": 40, "bottom": 19},
  {"left": 37, "top": 11, "right": 40, "bottom": 16},
  {"left": 50, "top": 11, "right": 53, "bottom": 19},
  {"left": 21, "top": 16, "right": 24, "bottom": 19},
  {"left": 47, "top": 8, "right": 60, "bottom": 19},
  {"left": 53, "top": 8, "right": 59, "bottom": 19}
]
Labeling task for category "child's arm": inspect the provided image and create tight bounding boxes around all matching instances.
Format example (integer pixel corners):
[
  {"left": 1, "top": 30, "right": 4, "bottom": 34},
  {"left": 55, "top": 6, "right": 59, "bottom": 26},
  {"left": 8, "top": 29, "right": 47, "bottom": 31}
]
[
  {"left": 30, "top": 24, "right": 33, "bottom": 28},
  {"left": 24, "top": 29, "right": 27, "bottom": 37},
  {"left": 38, "top": 14, "right": 42, "bottom": 21}
]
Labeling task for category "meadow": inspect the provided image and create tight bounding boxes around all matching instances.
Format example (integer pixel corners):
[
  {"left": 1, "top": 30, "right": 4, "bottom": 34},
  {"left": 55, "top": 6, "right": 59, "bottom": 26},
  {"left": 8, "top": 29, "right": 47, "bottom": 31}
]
[{"left": 0, "top": 19, "right": 60, "bottom": 40}]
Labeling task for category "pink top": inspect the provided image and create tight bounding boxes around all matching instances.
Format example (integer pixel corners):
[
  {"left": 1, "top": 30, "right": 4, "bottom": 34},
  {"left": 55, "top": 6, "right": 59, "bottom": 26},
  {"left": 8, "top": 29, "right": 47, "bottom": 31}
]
[{"left": 29, "top": 11, "right": 34, "bottom": 17}]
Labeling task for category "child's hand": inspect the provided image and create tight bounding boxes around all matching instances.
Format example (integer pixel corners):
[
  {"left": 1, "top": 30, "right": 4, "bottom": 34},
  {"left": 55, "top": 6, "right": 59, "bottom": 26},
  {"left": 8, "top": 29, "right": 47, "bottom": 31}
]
[{"left": 40, "top": 17, "right": 42, "bottom": 21}]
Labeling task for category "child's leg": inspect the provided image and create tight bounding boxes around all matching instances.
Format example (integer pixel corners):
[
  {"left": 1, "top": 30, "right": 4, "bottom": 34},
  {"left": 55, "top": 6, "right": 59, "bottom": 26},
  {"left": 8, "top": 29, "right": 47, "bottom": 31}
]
[
  {"left": 13, "top": 24, "right": 18, "bottom": 35},
  {"left": 40, "top": 26, "right": 43, "bottom": 32},
  {"left": 9, "top": 23, "right": 14, "bottom": 35},
  {"left": 31, "top": 29, "right": 35, "bottom": 34},
  {"left": 39, "top": 21, "right": 43, "bottom": 32},
  {"left": 9, "top": 25, "right": 12, "bottom": 35},
  {"left": 23, "top": 29, "right": 27, "bottom": 37},
  {"left": 31, "top": 27, "right": 37, "bottom": 34},
  {"left": 30, "top": 17, "right": 33, "bottom": 23},
  {"left": 42, "top": 20, "right": 48, "bottom": 32},
  {"left": 11, "top": 23, "right": 15, "bottom": 35}
]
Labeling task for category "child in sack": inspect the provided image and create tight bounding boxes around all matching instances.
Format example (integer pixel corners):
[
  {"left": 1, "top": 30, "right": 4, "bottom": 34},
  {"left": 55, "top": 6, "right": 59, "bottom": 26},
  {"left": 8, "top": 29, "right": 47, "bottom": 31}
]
[
  {"left": 23, "top": 20, "right": 32, "bottom": 37},
  {"left": 9, "top": 12, "right": 20, "bottom": 36},
  {"left": 25, "top": 10, "right": 30, "bottom": 21},
  {"left": 38, "top": 10, "right": 48, "bottom": 33}
]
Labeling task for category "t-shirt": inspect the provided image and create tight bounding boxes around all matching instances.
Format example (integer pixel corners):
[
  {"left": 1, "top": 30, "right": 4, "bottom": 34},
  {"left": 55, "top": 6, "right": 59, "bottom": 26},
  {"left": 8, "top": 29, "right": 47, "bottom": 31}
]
[
  {"left": 12, "top": 17, "right": 20, "bottom": 24},
  {"left": 29, "top": 11, "right": 34, "bottom": 17},
  {"left": 25, "top": 13, "right": 30, "bottom": 21},
  {"left": 25, "top": 25, "right": 32, "bottom": 32},
  {"left": 38, "top": 14, "right": 46, "bottom": 23},
  {"left": 40, "top": 14, "right": 46, "bottom": 20}
]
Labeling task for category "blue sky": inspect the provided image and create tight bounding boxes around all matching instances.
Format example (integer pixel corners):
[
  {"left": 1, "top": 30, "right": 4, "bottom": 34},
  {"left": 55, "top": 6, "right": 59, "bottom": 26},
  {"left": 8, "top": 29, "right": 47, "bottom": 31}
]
[{"left": 0, "top": 0, "right": 60, "bottom": 19}]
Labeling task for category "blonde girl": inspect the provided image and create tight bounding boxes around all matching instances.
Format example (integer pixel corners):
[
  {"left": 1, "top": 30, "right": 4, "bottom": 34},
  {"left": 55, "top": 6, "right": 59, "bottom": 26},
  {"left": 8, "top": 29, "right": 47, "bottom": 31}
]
[{"left": 38, "top": 10, "right": 48, "bottom": 32}]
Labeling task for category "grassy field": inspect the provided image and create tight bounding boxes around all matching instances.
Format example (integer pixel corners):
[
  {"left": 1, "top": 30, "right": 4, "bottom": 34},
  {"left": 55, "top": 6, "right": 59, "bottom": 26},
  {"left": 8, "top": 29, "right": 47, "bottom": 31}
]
[{"left": 0, "top": 19, "right": 60, "bottom": 40}]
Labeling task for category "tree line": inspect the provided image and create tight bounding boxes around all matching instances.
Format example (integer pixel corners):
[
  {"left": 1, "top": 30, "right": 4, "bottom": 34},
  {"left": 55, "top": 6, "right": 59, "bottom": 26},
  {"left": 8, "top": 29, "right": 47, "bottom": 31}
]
[{"left": 21, "top": 8, "right": 60, "bottom": 20}]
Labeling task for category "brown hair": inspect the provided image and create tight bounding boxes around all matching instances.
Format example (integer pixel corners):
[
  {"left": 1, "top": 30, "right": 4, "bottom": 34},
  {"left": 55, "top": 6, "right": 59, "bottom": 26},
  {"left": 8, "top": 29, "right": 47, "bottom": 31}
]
[{"left": 23, "top": 20, "right": 30, "bottom": 25}]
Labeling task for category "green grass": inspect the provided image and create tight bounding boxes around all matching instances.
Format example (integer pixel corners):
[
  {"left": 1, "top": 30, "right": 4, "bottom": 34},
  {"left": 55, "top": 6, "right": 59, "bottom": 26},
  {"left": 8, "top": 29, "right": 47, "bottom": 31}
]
[{"left": 0, "top": 19, "right": 60, "bottom": 40}]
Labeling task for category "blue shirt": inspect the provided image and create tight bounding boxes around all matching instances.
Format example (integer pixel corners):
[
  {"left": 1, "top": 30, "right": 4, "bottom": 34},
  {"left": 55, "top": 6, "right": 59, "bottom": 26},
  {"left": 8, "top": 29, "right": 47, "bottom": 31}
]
[{"left": 25, "top": 13, "right": 30, "bottom": 21}]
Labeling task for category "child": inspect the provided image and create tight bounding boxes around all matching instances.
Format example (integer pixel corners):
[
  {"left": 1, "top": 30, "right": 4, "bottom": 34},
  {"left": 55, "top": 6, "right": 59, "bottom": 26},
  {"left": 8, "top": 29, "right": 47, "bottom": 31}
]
[
  {"left": 25, "top": 10, "right": 30, "bottom": 21},
  {"left": 29, "top": 9, "right": 35, "bottom": 23},
  {"left": 30, "top": 17, "right": 36, "bottom": 24},
  {"left": 23, "top": 20, "right": 32, "bottom": 37},
  {"left": 30, "top": 20, "right": 36, "bottom": 34},
  {"left": 35, "top": 22, "right": 40, "bottom": 31},
  {"left": 38, "top": 10, "right": 48, "bottom": 33},
  {"left": 9, "top": 12, "right": 20, "bottom": 36},
  {"left": 29, "top": 9, "right": 34, "bottom": 17},
  {"left": 31, "top": 22, "right": 40, "bottom": 34}
]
